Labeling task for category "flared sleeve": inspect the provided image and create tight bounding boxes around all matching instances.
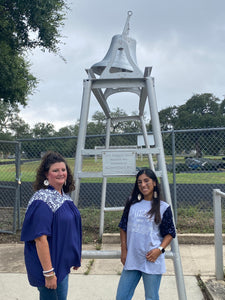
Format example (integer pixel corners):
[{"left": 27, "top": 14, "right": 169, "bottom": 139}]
[{"left": 21, "top": 200, "right": 53, "bottom": 242}]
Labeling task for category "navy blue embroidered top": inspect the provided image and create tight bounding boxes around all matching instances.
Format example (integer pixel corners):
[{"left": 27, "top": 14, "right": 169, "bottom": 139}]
[
  {"left": 119, "top": 200, "right": 176, "bottom": 238},
  {"left": 21, "top": 186, "right": 82, "bottom": 287}
]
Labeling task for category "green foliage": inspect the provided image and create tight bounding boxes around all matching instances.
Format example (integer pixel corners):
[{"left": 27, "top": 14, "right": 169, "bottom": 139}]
[
  {"left": 55, "top": 125, "right": 78, "bottom": 137},
  {"left": 10, "top": 118, "right": 32, "bottom": 139},
  {"left": 159, "top": 93, "right": 225, "bottom": 156},
  {"left": 0, "top": 101, "right": 34, "bottom": 140},
  {"left": 89, "top": 108, "right": 143, "bottom": 135},
  {"left": 158, "top": 106, "right": 178, "bottom": 131},
  {"left": 0, "top": 0, "right": 68, "bottom": 105},
  {"left": 0, "top": 42, "right": 37, "bottom": 105},
  {"left": 176, "top": 206, "right": 216, "bottom": 233},
  {"left": 159, "top": 93, "right": 225, "bottom": 131},
  {"left": 32, "top": 122, "right": 56, "bottom": 138},
  {"left": 84, "top": 259, "right": 94, "bottom": 275},
  {"left": 80, "top": 208, "right": 121, "bottom": 244},
  {"left": 0, "top": 0, "right": 68, "bottom": 52}
]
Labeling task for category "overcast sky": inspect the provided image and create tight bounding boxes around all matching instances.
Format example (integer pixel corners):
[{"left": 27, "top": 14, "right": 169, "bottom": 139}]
[{"left": 19, "top": 0, "right": 225, "bottom": 130}]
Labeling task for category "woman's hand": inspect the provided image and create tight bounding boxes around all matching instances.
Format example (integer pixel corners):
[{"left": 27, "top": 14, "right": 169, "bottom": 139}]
[
  {"left": 45, "top": 274, "right": 57, "bottom": 289},
  {"left": 73, "top": 258, "right": 81, "bottom": 270},
  {"left": 121, "top": 247, "right": 127, "bottom": 265},
  {"left": 146, "top": 248, "right": 161, "bottom": 263}
]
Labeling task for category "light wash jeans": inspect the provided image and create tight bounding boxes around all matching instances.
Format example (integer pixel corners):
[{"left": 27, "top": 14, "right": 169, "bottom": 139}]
[
  {"left": 116, "top": 269, "right": 162, "bottom": 300},
  {"left": 37, "top": 275, "right": 68, "bottom": 300}
]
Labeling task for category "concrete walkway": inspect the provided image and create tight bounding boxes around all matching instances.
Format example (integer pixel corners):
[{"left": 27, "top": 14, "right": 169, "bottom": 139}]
[{"left": 0, "top": 239, "right": 224, "bottom": 299}]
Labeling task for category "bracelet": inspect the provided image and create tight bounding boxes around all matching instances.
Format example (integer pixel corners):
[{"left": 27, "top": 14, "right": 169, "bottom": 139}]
[
  {"left": 43, "top": 268, "right": 54, "bottom": 274},
  {"left": 44, "top": 272, "right": 55, "bottom": 278}
]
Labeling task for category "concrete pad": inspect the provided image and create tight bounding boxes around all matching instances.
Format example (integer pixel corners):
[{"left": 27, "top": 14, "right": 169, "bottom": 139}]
[
  {"left": 0, "top": 242, "right": 224, "bottom": 299},
  {"left": 0, "top": 243, "right": 97, "bottom": 274},
  {"left": 0, "top": 273, "right": 39, "bottom": 300},
  {"left": 160, "top": 275, "right": 204, "bottom": 300},
  {"left": 89, "top": 258, "right": 123, "bottom": 275},
  {"left": 0, "top": 273, "right": 203, "bottom": 300},
  {"left": 179, "top": 244, "right": 216, "bottom": 276},
  {"left": 0, "top": 243, "right": 26, "bottom": 273}
]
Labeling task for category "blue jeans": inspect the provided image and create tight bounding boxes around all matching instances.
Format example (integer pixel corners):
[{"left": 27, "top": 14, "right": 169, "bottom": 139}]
[
  {"left": 37, "top": 275, "right": 68, "bottom": 300},
  {"left": 116, "top": 269, "right": 162, "bottom": 300}
]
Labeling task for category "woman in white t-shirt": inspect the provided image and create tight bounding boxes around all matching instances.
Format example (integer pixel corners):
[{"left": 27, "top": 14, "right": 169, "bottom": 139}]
[{"left": 116, "top": 168, "right": 176, "bottom": 300}]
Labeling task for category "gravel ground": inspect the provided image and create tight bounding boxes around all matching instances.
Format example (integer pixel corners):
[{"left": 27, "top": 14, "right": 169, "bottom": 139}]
[{"left": 0, "top": 231, "right": 22, "bottom": 244}]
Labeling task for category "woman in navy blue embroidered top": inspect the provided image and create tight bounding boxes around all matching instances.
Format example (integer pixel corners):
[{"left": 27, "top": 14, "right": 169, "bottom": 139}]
[
  {"left": 21, "top": 151, "right": 82, "bottom": 300},
  {"left": 116, "top": 168, "right": 176, "bottom": 300}
]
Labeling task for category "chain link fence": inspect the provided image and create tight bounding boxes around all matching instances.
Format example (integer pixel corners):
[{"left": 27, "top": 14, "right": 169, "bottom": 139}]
[
  {"left": 163, "top": 128, "right": 225, "bottom": 235},
  {"left": 0, "top": 128, "right": 224, "bottom": 241},
  {"left": 0, "top": 140, "right": 21, "bottom": 233}
]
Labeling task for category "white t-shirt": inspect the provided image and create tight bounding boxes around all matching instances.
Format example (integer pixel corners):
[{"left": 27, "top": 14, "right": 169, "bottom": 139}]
[{"left": 124, "top": 199, "right": 169, "bottom": 274}]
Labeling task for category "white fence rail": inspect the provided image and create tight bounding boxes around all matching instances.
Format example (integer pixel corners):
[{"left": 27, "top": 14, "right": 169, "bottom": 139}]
[{"left": 213, "top": 189, "right": 225, "bottom": 280}]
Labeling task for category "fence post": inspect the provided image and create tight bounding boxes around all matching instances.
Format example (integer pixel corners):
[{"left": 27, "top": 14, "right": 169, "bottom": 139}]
[
  {"left": 171, "top": 128, "right": 177, "bottom": 224},
  {"left": 16, "top": 142, "right": 21, "bottom": 230},
  {"left": 213, "top": 189, "right": 224, "bottom": 280}
]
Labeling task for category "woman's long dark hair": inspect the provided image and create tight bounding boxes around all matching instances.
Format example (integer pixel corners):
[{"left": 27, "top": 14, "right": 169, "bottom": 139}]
[
  {"left": 33, "top": 151, "right": 75, "bottom": 193},
  {"left": 124, "top": 168, "right": 162, "bottom": 224}
]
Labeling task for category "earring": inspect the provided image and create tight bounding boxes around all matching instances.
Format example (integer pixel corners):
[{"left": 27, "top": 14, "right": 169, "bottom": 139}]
[
  {"left": 137, "top": 194, "right": 142, "bottom": 201},
  {"left": 64, "top": 180, "right": 67, "bottom": 186},
  {"left": 153, "top": 187, "right": 157, "bottom": 199},
  {"left": 44, "top": 179, "right": 49, "bottom": 186}
]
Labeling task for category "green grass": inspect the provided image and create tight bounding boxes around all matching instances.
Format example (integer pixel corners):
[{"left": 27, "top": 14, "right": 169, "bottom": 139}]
[
  {"left": 167, "top": 172, "right": 225, "bottom": 184},
  {"left": 79, "top": 206, "right": 225, "bottom": 243},
  {"left": 84, "top": 259, "right": 94, "bottom": 275},
  {"left": 1, "top": 156, "right": 225, "bottom": 184},
  {"left": 1, "top": 205, "right": 224, "bottom": 244}
]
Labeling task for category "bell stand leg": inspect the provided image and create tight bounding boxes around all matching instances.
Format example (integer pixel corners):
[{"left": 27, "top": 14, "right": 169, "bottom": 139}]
[
  {"left": 145, "top": 76, "right": 187, "bottom": 300},
  {"left": 73, "top": 79, "right": 92, "bottom": 206},
  {"left": 139, "top": 115, "right": 155, "bottom": 170},
  {"left": 99, "top": 118, "right": 111, "bottom": 237}
]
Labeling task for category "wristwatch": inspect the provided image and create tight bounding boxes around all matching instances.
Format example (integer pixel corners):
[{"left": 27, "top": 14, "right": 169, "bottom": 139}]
[{"left": 158, "top": 246, "right": 165, "bottom": 253}]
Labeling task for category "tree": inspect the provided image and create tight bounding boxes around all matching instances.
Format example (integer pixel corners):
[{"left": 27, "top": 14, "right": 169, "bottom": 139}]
[
  {"left": 158, "top": 106, "right": 178, "bottom": 131},
  {"left": 158, "top": 93, "right": 224, "bottom": 130},
  {"left": 56, "top": 125, "right": 76, "bottom": 137},
  {"left": 9, "top": 117, "right": 32, "bottom": 139},
  {"left": 110, "top": 108, "right": 129, "bottom": 133},
  {"left": 123, "top": 111, "right": 144, "bottom": 133},
  {"left": 0, "top": 101, "right": 34, "bottom": 141},
  {"left": 88, "top": 111, "right": 107, "bottom": 135},
  {"left": 0, "top": 42, "right": 37, "bottom": 106},
  {"left": 0, "top": 102, "right": 20, "bottom": 132},
  {"left": 32, "top": 122, "right": 56, "bottom": 138},
  {"left": 0, "top": 0, "right": 68, "bottom": 105},
  {"left": 54, "top": 125, "right": 77, "bottom": 156},
  {"left": 219, "top": 99, "right": 225, "bottom": 116},
  {"left": 0, "top": 1, "right": 68, "bottom": 52},
  {"left": 87, "top": 108, "right": 143, "bottom": 135},
  {"left": 157, "top": 93, "right": 225, "bottom": 156},
  {"left": 175, "top": 93, "right": 221, "bottom": 129}
]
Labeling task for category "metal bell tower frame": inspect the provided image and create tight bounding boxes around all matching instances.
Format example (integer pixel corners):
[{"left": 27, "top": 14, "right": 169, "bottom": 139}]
[{"left": 74, "top": 12, "right": 187, "bottom": 300}]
